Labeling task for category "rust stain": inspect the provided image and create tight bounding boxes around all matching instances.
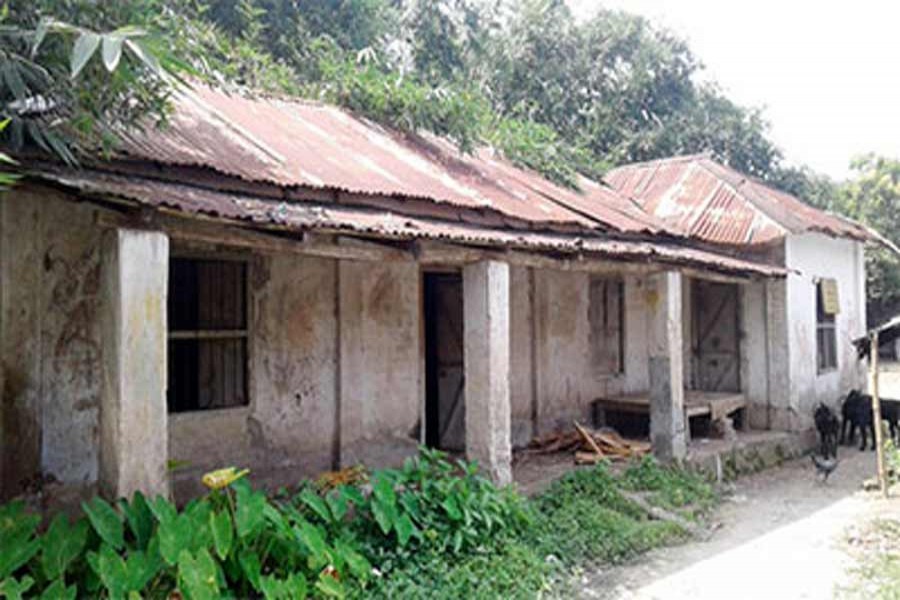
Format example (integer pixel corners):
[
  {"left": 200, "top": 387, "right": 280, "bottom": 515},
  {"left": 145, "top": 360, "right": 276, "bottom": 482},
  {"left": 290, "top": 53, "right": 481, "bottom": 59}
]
[{"left": 605, "top": 155, "right": 873, "bottom": 246}]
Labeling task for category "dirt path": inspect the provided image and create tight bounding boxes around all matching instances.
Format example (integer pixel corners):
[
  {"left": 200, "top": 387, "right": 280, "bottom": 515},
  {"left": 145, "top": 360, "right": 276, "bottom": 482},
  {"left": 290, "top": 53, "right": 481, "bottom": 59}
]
[{"left": 580, "top": 449, "right": 899, "bottom": 599}]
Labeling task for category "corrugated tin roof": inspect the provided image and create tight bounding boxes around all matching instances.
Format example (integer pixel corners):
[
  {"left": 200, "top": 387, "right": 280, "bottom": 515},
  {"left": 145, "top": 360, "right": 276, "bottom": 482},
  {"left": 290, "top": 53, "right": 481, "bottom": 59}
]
[
  {"left": 604, "top": 155, "right": 874, "bottom": 246},
  {"left": 33, "top": 167, "right": 785, "bottom": 278},
  {"left": 115, "top": 85, "right": 666, "bottom": 236}
]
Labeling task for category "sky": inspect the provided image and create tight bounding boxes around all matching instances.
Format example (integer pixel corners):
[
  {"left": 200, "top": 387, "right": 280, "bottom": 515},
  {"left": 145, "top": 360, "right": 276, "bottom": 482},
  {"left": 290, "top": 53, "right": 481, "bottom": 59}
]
[{"left": 567, "top": 0, "right": 900, "bottom": 180}]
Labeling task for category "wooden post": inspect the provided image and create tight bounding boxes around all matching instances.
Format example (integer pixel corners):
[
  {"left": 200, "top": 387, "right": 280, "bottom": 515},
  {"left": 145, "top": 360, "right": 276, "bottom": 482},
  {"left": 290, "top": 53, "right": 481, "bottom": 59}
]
[{"left": 870, "top": 331, "right": 888, "bottom": 498}]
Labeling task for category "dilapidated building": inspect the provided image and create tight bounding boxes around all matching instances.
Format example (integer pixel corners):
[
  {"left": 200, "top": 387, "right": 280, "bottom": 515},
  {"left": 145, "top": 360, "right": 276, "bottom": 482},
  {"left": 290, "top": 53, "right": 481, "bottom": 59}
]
[
  {"left": 0, "top": 87, "right": 876, "bottom": 503},
  {"left": 606, "top": 155, "right": 880, "bottom": 432}
]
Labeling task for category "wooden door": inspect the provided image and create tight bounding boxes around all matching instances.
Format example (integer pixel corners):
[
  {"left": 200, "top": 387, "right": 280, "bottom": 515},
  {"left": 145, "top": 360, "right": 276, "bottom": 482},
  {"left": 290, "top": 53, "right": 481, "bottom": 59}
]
[
  {"left": 692, "top": 280, "right": 741, "bottom": 392},
  {"left": 424, "top": 273, "right": 465, "bottom": 451}
]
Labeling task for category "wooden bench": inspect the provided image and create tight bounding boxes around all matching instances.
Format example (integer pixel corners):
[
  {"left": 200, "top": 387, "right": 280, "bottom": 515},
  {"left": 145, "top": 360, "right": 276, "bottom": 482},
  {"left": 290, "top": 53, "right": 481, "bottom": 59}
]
[{"left": 593, "top": 390, "right": 749, "bottom": 435}]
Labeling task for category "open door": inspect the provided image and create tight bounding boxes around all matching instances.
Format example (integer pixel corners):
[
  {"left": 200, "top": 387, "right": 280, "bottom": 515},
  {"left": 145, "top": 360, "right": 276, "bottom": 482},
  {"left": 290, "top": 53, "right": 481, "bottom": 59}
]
[
  {"left": 424, "top": 272, "right": 465, "bottom": 451},
  {"left": 692, "top": 280, "right": 741, "bottom": 392}
]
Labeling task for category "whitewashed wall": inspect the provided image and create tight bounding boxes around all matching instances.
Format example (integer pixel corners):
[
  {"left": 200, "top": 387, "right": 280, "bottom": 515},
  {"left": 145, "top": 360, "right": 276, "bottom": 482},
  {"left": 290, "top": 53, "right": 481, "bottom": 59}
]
[{"left": 784, "top": 232, "right": 867, "bottom": 429}]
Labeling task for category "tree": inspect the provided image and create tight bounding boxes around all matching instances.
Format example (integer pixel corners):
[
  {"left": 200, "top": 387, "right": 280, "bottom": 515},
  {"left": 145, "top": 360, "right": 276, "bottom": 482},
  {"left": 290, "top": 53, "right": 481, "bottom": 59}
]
[
  {"left": 1, "top": 4, "right": 184, "bottom": 166},
  {"left": 834, "top": 155, "right": 900, "bottom": 321}
]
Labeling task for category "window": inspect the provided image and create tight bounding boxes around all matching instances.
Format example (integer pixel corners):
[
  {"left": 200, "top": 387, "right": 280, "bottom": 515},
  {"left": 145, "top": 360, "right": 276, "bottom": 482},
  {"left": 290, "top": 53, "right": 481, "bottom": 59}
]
[
  {"left": 816, "top": 278, "right": 839, "bottom": 373},
  {"left": 589, "top": 276, "right": 625, "bottom": 375},
  {"left": 168, "top": 257, "right": 249, "bottom": 413}
]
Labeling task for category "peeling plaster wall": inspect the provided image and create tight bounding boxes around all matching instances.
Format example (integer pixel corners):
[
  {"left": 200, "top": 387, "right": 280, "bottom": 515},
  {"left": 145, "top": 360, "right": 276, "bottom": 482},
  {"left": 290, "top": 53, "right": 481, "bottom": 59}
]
[
  {"left": 740, "top": 280, "right": 770, "bottom": 429},
  {"left": 532, "top": 268, "right": 626, "bottom": 434},
  {"left": 338, "top": 260, "right": 421, "bottom": 469},
  {"left": 623, "top": 275, "right": 650, "bottom": 394},
  {"left": 169, "top": 253, "right": 340, "bottom": 498},
  {"left": 785, "top": 233, "right": 866, "bottom": 430},
  {"left": 1, "top": 187, "right": 104, "bottom": 497},
  {"left": 509, "top": 266, "right": 535, "bottom": 447}
]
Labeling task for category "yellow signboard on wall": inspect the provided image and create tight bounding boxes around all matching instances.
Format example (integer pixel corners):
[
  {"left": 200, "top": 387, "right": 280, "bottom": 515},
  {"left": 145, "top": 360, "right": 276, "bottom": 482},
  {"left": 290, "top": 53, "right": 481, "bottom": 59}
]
[{"left": 819, "top": 278, "right": 840, "bottom": 315}]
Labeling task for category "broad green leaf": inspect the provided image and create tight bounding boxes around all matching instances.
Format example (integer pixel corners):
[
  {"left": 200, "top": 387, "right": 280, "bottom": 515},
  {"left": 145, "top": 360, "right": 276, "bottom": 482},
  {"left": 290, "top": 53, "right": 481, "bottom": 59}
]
[
  {"left": 41, "top": 514, "right": 88, "bottom": 580},
  {"left": 260, "top": 573, "right": 307, "bottom": 600},
  {"left": 325, "top": 492, "right": 348, "bottom": 522},
  {"left": 394, "top": 513, "right": 415, "bottom": 547},
  {"left": 101, "top": 35, "right": 123, "bottom": 72},
  {"left": 209, "top": 510, "right": 233, "bottom": 561},
  {"left": 372, "top": 475, "right": 396, "bottom": 507},
  {"left": 158, "top": 514, "right": 192, "bottom": 566},
  {"left": 442, "top": 496, "right": 462, "bottom": 521},
  {"left": 96, "top": 545, "right": 128, "bottom": 598},
  {"left": 315, "top": 573, "right": 344, "bottom": 599},
  {"left": 178, "top": 548, "right": 219, "bottom": 600},
  {"left": 39, "top": 578, "right": 76, "bottom": 600},
  {"left": 238, "top": 549, "right": 261, "bottom": 592},
  {"left": 297, "top": 521, "right": 329, "bottom": 568},
  {"left": 0, "top": 576, "right": 34, "bottom": 600},
  {"left": 124, "top": 39, "right": 162, "bottom": 76},
  {"left": 71, "top": 32, "right": 101, "bottom": 78},
  {"left": 334, "top": 541, "right": 370, "bottom": 580},
  {"left": 122, "top": 492, "right": 154, "bottom": 550},
  {"left": 125, "top": 548, "right": 162, "bottom": 593},
  {"left": 298, "top": 489, "right": 331, "bottom": 523},
  {"left": 370, "top": 497, "right": 394, "bottom": 536},
  {"left": 31, "top": 19, "right": 49, "bottom": 57},
  {"left": 82, "top": 497, "right": 124, "bottom": 550},
  {"left": 146, "top": 495, "right": 177, "bottom": 524},
  {"left": 235, "top": 483, "right": 266, "bottom": 539},
  {"left": 0, "top": 502, "right": 41, "bottom": 580}
]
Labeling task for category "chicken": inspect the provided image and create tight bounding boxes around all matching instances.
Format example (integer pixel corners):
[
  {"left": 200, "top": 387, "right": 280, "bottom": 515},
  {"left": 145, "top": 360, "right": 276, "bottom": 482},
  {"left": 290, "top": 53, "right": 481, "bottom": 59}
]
[{"left": 811, "top": 454, "right": 839, "bottom": 482}]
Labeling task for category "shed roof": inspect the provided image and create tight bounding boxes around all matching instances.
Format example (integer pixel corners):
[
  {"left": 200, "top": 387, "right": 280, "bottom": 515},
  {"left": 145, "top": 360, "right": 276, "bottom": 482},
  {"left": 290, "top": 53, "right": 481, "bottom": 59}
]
[
  {"left": 604, "top": 155, "right": 874, "bottom": 246},
  {"left": 32, "top": 166, "right": 786, "bottom": 278},
  {"left": 115, "top": 85, "right": 665, "bottom": 237}
]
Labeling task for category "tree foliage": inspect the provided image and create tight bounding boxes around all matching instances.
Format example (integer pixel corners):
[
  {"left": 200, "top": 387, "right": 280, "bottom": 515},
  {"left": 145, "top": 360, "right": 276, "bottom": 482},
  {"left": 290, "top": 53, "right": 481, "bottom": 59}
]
[{"left": 2, "top": 0, "right": 800, "bottom": 189}]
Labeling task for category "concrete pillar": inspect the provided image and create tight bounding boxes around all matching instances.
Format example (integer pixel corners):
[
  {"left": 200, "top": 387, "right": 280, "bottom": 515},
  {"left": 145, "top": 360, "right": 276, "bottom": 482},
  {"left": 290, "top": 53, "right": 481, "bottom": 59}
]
[
  {"left": 100, "top": 229, "right": 169, "bottom": 499},
  {"left": 765, "top": 278, "right": 792, "bottom": 431},
  {"left": 463, "top": 260, "right": 512, "bottom": 485},
  {"left": 648, "top": 271, "right": 687, "bottom": 461}
]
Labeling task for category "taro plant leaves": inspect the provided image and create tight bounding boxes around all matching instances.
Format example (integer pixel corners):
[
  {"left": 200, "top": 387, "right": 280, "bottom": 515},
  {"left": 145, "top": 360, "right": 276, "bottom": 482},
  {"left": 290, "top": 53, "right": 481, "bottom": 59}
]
[
  {"left": 0, "top": 576, "right": 34, "bottom": 600},
  {"left": 235, "top": 482, "right": 267, "bottom": 539},
  {"left": 209, "top": 510, "right": 233, "bottom": 561},
  {"left": 41, "top": 514, "right": 88, "bottom": 580},
  {"left": 82, "top": 497, "right": 124, "bottom": 550},
  {"left": 177, "top": 548, "right": 219, "bottom": 600},
  {"left": 0, "top": 502, "right": 41, "bottom": 580},
  {"left": 260, "top": 573, "right": 307, "bottom": 600}
]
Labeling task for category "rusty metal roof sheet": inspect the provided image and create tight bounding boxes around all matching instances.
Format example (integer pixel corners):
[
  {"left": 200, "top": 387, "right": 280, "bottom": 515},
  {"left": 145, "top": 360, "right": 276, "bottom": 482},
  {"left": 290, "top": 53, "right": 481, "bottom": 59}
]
[
  {"left": 33, "top": 167, "right": 785, "bottom": 278},
  {"left": 604, "top": 155, "right": 873, "bottom": 246},
  {"left": 115, "top": 85, "right": 666, "bottom": 236}
]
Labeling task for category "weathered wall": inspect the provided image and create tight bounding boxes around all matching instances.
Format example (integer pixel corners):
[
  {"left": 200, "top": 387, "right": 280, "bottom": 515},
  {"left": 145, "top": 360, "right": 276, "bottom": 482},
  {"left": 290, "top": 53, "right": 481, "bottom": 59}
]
[
  {"left": 169, "top": 252, "right": 340, "bottom": 498},
  {"left": 785, "top": 233, "right": 867, "bottom": 430},
  {"left": 740, "top": 279, "right": 770, "bottom": 429},
  {"left": 509, "top": 265, "right": 535, "bottom": 447},
  {"left": 623, "top": 275, "right": 650, "bottom": 394},
  {"left": 532, "top": 268, "right": 626, "bottom": 434},
  {"left": 1, "top": 187, "right": 104, "bottom": 497},
  {"left": 338, "top": 260, "right": 421, "bottom": 469}
]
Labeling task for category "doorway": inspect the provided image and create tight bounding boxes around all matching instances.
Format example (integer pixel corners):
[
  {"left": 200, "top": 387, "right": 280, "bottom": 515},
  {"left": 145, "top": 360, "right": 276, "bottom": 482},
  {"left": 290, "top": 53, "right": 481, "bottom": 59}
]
[
  {"left": 423, "top": 272, "right": 465, "bottom": 451},
  {"left": 691, "top": 280, "right": 741, "bottom": 393}
]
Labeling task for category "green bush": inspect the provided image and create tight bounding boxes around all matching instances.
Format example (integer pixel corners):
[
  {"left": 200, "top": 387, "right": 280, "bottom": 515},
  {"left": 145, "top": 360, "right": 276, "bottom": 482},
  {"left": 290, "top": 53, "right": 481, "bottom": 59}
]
[{"left": 0, "top": 449, "right": 529, "bottom": 599}]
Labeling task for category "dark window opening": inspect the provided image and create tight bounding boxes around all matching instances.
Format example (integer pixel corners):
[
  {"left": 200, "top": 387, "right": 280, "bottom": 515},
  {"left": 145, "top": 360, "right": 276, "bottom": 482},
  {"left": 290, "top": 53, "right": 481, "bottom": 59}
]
[
  {"left": 589, "top": 276, "right": 625, "bottom": 375},
  {"left": 168, "top": 258, "right": 248, "bottom": 413},
  {"left": 816, "top": 279, "right": 838, "bottom": 373}
]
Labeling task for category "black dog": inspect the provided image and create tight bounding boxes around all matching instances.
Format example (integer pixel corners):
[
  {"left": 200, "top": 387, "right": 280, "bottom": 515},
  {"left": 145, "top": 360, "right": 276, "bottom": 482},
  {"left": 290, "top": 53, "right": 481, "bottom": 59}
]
[
  {"left": 840, "top": 389, "right": 900, "bottom": 451},
  {"left": 814, "top": 403, "right": 840, "bottom": 458}
]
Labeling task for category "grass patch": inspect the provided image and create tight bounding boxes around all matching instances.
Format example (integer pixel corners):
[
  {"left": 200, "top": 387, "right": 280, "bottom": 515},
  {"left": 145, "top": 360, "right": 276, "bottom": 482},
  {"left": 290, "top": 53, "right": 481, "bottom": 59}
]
[
  {"left": 365, "top": 456, "right": 718, "bottom": 597},
  {"left": 838, "top": 518, "right": 900, "bottom": 600}
]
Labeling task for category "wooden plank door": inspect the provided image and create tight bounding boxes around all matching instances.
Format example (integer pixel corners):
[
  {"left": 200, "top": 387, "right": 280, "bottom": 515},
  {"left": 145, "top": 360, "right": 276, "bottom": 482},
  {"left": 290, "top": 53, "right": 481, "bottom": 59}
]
[{"left": 692, "top": 280, "right": 741, "bottom": 392}]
